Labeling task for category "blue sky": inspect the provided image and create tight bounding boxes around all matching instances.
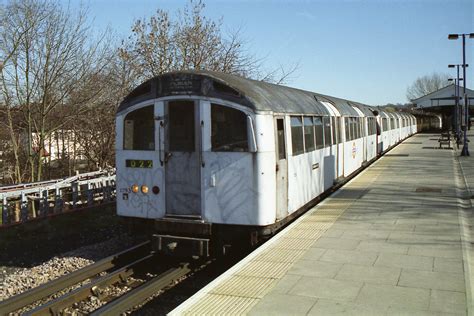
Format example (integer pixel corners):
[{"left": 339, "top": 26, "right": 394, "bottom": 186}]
[{"left": 78, "top": 0, "right": 472, "bottom": 105}]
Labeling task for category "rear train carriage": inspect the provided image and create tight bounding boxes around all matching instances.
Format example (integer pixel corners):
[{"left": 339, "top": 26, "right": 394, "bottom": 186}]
[{"left": 115, "top": 71, "right": 416, "bottom": 256}]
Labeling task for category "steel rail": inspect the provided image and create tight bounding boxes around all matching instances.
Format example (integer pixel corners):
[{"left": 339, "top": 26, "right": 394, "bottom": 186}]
[
  {"left": 0, "top": 241, "right": 150, "bottom": 315},
  {"left": 90, "top": 263, "right": 191, "bottom": 316},
  {"left": 26, "top": 253, "right": 154, "bottom": 316}
]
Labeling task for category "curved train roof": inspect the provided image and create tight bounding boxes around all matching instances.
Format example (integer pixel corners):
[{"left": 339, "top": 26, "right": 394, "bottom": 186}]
[{"left": 118, "top": 71, "right": 372, "bottom": 117}]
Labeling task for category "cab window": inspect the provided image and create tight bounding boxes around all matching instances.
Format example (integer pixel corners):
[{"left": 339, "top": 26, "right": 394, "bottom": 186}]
[
  {"left": 123, "top": 105, "right": 154, "bottom": 150},
  {"left": 211, "top": 104, "right": 248, "bottom": 152}
]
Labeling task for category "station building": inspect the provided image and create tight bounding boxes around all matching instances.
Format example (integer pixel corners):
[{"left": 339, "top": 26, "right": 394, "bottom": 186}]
[{"left": 410, "top": 84, "right": 474, "bottom": 130}]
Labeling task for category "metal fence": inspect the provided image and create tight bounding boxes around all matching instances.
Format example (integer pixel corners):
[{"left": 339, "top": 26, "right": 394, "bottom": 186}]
[{"left": 0, "top": 170, "right": 116, "bottom": 227}]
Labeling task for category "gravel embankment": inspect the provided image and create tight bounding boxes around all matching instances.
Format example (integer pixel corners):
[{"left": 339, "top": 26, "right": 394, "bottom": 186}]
[{"left": 0, "top": 235, "right": 136, "bottom": 302}]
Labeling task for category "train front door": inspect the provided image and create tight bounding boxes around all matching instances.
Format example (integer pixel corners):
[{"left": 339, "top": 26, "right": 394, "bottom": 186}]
[
  {"left": 164, "top": 100, "right": 201, "bottom": 217},
  {"left": 275, "top": 117, "right": 288, "bottom": 220}
]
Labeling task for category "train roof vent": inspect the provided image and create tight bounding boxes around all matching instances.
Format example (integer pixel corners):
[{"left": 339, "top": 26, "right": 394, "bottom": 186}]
[{"left": 213, "top": 81, "right": 241, "bottom": 97}]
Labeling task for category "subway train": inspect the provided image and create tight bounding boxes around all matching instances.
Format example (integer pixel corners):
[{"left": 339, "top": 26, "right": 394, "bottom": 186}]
[{"left": 115, "top": 71, "right": 418, "bottom": 256}]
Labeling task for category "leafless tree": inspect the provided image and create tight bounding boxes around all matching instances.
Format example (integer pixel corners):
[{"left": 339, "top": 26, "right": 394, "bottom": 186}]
[
  {"left": 121, "top": 0, "right": 296, "bottom": 83},
  {"left": 406, "top": 72, "right": 451, "bottom": 101},
  {"left": 0, "top": 0, "right": 300, "bottom": 184},
  {"left": 69, "top": 56, "right": 136, "bottom": 171},
  {"left": 0, "top": 0, "right": 111, "bottom": 182}
]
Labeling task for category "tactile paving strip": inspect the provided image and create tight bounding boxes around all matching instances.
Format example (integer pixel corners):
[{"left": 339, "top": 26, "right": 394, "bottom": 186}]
[
  {"left": 210, "top": 275, "right": 275, "bottom": 298},
  {"left": 177, "top": 162, "right": 386, "bottom": 315},
  {"left": 269, "top": 237, "right": 317, "bottom": 250},
  {"left": 182, "top": 294, "right": 258, "bottom": 315},
  {"left": 285, "top": 228, "right": 325, "bottom": 239},
  {"left": 254, "top": 248, "right": 306, "bottom": 263},
  {"left": 235, "top": 260, "right": 293, "bottom": 278}
]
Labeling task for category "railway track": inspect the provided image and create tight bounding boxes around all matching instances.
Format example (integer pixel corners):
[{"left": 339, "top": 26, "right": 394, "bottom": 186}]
[{"left": 0, "top": 241, "right": 195, "bottom": 315}]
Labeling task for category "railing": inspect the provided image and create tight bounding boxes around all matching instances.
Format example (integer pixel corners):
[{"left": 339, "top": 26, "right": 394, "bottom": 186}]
[{"left": 0, "top": 170, "right": 116, "bottom": 227}]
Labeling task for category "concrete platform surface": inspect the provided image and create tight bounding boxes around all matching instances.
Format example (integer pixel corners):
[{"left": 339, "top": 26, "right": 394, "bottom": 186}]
[{"left": 171, "top": 132, "right": 474, "bottom": 316}]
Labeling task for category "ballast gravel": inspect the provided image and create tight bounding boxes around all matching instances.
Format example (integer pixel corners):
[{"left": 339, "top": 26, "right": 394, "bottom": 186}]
[{"left": 0, "top": 235, "right": 135, "bottom": 302}]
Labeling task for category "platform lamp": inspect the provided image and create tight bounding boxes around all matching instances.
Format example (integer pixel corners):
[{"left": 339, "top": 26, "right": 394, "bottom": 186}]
[{"left": 449, "top": 33, "right": 474, "bottom": 156}]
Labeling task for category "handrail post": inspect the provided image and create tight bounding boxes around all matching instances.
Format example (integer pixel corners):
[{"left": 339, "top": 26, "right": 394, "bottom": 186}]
[
  {"left": 87, "top": 181, "right": 93, "bottom": 206},
  {"left": 72, "top": 182, "right": 78, "bottom": 209},
  {"left": 20, "top": 192, "right": 28, "bottom": 222},
  {"left": 1, "top": 196, "right": 7, "bottom": 225}
]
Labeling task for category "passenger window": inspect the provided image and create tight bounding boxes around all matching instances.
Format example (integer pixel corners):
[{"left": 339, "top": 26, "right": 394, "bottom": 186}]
[
  {"left": 351, "top": 118, "right": 357, "bottom": 140},
  {"left": 336, "top": 117, "right": 342, "bottom": 144},
  {"left": 358, "top": 118, "right": 362, "bottom": 138},
  {"left": 291, "top": 116, "right": 304, "bottom": 155},
  {"left": 123, "top": 105, "right": 155, "bottom": 150},
  {"left": 345, "top": 117, "right": 350, "bottom": 141},
  {"left": 303, "top": 117, "right": 315, "bottom": 152},
  {"left": 331, "top": 117, "right": 337, "bottom": 145},
  {"left": 276, "top": 119, "right": 286, "bottom": 160},
  {"left": 323, "top": 117, "right": 332, "bottom": 146},
  {"left": 211, "top": 104, "right": 248, "bottom": 152},
  {"left": 314, "top": 116, "right": 324, "bottom": 149}
]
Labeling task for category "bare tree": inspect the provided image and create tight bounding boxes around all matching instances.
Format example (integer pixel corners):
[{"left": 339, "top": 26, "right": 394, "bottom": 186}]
[
  {"left": 0, "top": 0, "right": 111, "bottom": 182},
  {"left": 406, "top": 72, "right": 450, "bottom": 101},
  {"left": 69, "top": 56, "right": 136, "bottom": 171},
  {"left": 121, "top": 0, "right": 296, "bottom": 83}
]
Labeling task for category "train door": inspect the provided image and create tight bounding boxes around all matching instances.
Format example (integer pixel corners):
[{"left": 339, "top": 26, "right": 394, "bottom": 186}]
[
  {"left": 275, "top": 117, "right": 288, "bottom": 220},
  {"left": 164, "top": 100, "right": 201, "bottom": 217}
]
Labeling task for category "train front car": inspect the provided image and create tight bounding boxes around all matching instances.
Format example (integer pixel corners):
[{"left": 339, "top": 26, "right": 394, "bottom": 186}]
[
  {"left": 115, "top": 71, "right": 416, "bottom": 257},
  {"left": 115, "top": 71, "right": 276, "bottom": 256}
]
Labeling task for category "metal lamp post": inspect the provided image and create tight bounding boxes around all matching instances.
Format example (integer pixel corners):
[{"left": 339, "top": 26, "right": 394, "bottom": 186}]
[
  {"left": 448, "top": 64, "right": 468, "bottom": 142},
  {"left": 448, "top": 77, "right": 460, "bottom": 140},
  {"left": 449, "top": 33, "right": 474, "bottom": 156}
]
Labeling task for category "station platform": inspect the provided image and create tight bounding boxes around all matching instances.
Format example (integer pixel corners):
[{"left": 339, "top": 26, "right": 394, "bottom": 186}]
[{"left": 171, "top": 131, "right": 474, "bottom": 316}]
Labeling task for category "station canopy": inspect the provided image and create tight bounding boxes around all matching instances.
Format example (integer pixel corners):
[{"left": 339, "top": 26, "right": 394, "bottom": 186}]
[{"left": 410, "top": 84, "right": 474, "bottom": 109}]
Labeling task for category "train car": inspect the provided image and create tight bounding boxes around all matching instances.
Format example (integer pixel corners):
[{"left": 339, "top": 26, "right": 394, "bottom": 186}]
[{"left": 115, "top": 71, "right": 417, "bottom": 256}]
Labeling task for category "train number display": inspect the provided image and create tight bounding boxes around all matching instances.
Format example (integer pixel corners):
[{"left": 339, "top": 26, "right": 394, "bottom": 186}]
[{"left": 126, "top": 159, "right": 153, "bottom": 168}]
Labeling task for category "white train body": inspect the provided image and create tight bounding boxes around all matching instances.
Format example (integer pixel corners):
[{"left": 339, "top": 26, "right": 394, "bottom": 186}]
[{"left": 115, "top": 71, "right": 417, "bottom": 255}]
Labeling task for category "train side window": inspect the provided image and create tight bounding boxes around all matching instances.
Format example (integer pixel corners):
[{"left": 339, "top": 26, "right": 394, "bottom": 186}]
[
  {"left": 323, "top": 117, "right": 332, "bottom": 146},
  {"left": 291, "top": 116, "right": 304, "bottom": 155},
  {"left": 331, "top": 117, "right": 337, "bottom": 145},
  {"left": 345, "top": 117, "right": 350, "bottom": 141},
  {"left": 314, "top": 116, "right": 324, "bottom": 149},
  {"left": 356, "top": 118, "right": 360, "bottom": 139},
  {"left": 211, "top": 104, "right": 248, "bottom": 152},
  {"left": 337, "top": 117, "right": 343, "bottom": 143},
  {"left": 351, "top": 118, "right": 357, "bottom": 140},
  {"left": 123, "top": 105, "right": 155, "bottom": 150},
  {"left": 276, "top": 118, "right": 286, "bottom": 160},
  {"left": 303, "top": 117, "right": 315, "bottom": 152}
]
